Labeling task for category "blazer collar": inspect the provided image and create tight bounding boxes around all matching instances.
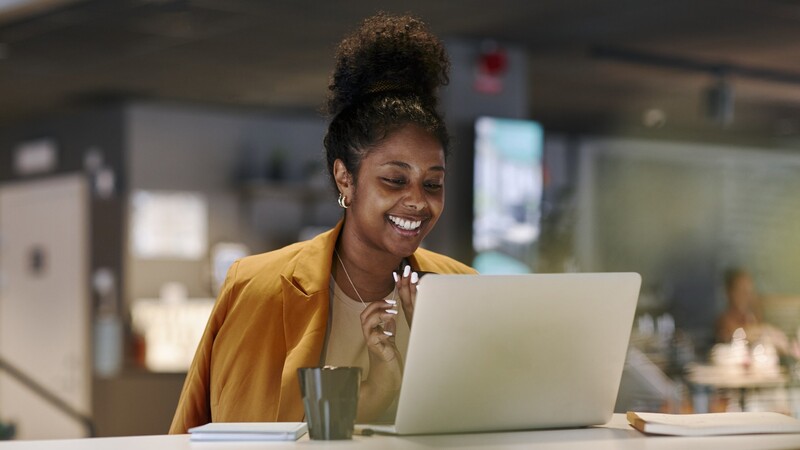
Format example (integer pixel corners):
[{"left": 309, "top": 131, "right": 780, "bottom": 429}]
[{"left": 281, "top": 219, "right": 344, "bottom": 297}]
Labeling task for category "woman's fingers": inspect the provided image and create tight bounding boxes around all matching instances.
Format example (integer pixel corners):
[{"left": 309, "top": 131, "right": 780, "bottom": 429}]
[
  {"left": 366, "top": 327, "right": 394, "bottom": 346},
  {"left": 395, "top": 265, "right": 418, "bottom": 326},
  {"left": 360, "top": 301, "right": 397, "bottom": 330},
  {"left": 360, "top": 300, "right": 400, "bottom": 360}
]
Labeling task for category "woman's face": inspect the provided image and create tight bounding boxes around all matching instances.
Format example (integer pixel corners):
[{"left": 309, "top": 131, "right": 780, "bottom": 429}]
[{"left": 344, "top": 124, "right": 445, "bottom": 258}]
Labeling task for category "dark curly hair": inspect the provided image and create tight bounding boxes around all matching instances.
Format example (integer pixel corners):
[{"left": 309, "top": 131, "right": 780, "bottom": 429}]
[{"left": 323, "top": 12, "right": 450, "bottom": 188}]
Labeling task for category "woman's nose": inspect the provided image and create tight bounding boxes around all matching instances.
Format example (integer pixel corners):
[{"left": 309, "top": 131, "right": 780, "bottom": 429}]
[{"left": 403, "top": 185, "right": 426, "bottom": 210}]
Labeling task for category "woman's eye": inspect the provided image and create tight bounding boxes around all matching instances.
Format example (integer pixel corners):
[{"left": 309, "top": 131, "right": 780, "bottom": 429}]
[
  {"left": 425, "top": 182, "right": 443, "bottom": 191},
  {"left": 383, "top": 178, "right": 406, "bottom": 185}
]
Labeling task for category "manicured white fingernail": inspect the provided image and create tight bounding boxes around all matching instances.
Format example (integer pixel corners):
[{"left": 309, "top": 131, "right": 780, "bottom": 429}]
[
  {"left": 386, "top": 309, "right": 398, "bottom": 315},
  {"left": 403, "top": 265, "right": 411, "bottom": 278},
  {"left": 383, "top": 330, "right": 394, "bottom": 336},
  {"left": 385, "top": 299, "right": 397, "bottom": 305},
  {"left": 411, "top": 272, "right": 419, "bottom": 284},
  {"left": 393, "top": 271, "right": 399, "bottom": 282}
]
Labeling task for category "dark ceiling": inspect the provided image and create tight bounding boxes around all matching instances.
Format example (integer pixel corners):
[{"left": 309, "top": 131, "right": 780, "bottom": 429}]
[{"left": 2, "top": 0, "right": 800, "bottom": 143}]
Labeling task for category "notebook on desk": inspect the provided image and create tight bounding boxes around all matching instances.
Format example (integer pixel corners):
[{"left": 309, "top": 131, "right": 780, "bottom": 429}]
[{"left": 358, "top": 272, "right": 641, "bottom": 435}]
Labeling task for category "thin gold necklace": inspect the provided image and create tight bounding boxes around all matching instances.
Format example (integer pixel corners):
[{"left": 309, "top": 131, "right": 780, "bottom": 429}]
[{"left": 334, "top": 249, "right": 396, "bottom": 307}]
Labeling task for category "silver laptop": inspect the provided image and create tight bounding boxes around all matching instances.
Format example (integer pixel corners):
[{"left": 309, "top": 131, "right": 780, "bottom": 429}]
[{"left": 359, "top": 272, "right": 641, "bottom": 435}]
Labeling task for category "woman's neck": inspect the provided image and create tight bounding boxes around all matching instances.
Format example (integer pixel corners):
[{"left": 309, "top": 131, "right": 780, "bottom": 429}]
[{"left": 334, "top": 232, "right": 404, "bottom": 303}]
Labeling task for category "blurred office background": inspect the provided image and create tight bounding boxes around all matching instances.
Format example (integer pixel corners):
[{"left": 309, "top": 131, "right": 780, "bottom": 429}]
[{"left": 1, "top": 0, "right": 799, "bottom": 439}]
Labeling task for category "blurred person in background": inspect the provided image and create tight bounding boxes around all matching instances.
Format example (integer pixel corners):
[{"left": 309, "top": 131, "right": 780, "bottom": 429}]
[{"left": 715, "top": 268, "right": 789, "bottom": 353}]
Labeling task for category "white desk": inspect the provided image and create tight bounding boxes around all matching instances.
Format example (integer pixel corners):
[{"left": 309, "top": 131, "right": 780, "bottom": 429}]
[{"left": 1, "top": 415, "right": 799, "bottom": 450}]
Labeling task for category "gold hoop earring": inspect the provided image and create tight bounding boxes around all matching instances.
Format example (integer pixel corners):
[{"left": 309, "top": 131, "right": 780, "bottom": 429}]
[{"left": 337, "top": 193, "right": 348, "bottom": 209}]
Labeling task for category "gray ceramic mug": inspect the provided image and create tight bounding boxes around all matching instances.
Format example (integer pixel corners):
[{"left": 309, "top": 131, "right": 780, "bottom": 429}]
[{"left": 297, "top": 366, "right": 361, "bottom": 440}]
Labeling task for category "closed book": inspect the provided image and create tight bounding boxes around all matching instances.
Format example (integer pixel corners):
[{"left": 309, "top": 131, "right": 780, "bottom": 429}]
[
  {"left": 188, "top": 422, "right": 308, "bottom": 441},
  {"left": 627, "top": 411, "right": 800, "bottom": 437}
]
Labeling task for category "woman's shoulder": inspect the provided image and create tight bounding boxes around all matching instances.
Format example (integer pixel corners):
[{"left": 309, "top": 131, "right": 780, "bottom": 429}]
[
  {"left": 412, "top": 247, "right": 476, "bottom": 274},
  {"left": 230, "top": 226, "right": 339, "bottom": 283},
  {"left": 234, "top": 240, "right": 314, "bottom": 280}
]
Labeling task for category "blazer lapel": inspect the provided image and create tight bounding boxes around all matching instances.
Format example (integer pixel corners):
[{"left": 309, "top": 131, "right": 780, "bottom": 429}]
[{"left": 276, "top": 220, "right": 343, "bottom": 420}]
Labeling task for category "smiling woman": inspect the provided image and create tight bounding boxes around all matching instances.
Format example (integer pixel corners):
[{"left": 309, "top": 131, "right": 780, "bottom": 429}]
[
  {"left": 168, "top": 12, "right": 476, "bottom": 434},
  {"left": 334, "top": 125, "right": 445, "bottom": 259}
]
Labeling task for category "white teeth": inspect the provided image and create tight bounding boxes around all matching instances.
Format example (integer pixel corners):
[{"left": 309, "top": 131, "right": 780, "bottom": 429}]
[{"left": 389, "top": 215, "right": 422, "bottom": 231}]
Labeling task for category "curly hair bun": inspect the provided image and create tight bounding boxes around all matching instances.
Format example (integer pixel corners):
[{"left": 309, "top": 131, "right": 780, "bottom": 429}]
[{"left": 326, "top": 12, "right": 450, "bottom": 117}]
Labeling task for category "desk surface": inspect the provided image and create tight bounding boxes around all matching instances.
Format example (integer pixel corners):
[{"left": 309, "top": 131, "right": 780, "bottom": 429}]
[{"left": 1, "top": 415, "right": 799, "bottom": 450}]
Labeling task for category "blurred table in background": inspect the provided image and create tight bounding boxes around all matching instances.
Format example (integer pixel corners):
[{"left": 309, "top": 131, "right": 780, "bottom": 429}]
[{"left": 685, "top": 363, "right": 797, "bottom": 415}]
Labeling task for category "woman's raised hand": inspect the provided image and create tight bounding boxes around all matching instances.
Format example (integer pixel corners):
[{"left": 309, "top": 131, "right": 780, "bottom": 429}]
[{"left": 357, "top": 298, "right": 403, "bottom": 421}]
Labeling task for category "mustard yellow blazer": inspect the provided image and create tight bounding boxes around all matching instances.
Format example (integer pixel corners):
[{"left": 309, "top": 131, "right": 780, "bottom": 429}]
[{"left": 169, "top": 220, "right": 475, "bottom": 433}]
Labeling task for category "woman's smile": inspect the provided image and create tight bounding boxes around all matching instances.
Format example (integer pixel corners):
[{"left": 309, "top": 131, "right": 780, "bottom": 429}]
[
  {"left": 388, "top": 215, "right": 422, "bottom": 231},
  {"left": 387, "top": 214, "right": 425, "bottom": 235}
]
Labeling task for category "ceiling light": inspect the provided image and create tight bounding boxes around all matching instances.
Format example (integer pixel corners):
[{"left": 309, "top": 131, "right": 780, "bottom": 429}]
[{"left": 642, "top": 108, "right": 666, "bottom": 128}]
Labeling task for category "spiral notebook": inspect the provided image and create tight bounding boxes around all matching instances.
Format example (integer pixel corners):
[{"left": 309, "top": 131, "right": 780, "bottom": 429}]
[{"left": 188, "top": 422, "right": 307, "bottom": 441}]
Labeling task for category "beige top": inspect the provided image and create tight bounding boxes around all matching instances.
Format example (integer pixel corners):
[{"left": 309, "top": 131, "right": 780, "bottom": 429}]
[{"left": 324, "top": 277, "right": 410, "bottom": 380}]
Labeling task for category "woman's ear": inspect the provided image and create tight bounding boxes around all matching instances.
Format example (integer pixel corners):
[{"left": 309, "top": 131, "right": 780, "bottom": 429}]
[{"left": 333, "top": 159, "right": 353, "bottom": 197}]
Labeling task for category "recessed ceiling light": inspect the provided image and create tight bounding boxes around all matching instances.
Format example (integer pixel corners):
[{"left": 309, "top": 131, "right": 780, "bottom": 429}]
[{"left": 642, "top": 108, "right": 666, "bottom": 128}]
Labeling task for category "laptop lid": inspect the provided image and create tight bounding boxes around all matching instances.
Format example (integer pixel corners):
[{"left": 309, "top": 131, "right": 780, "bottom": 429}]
[{"left": 390, "top": 272, "right": 641, "bottom": 435}]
